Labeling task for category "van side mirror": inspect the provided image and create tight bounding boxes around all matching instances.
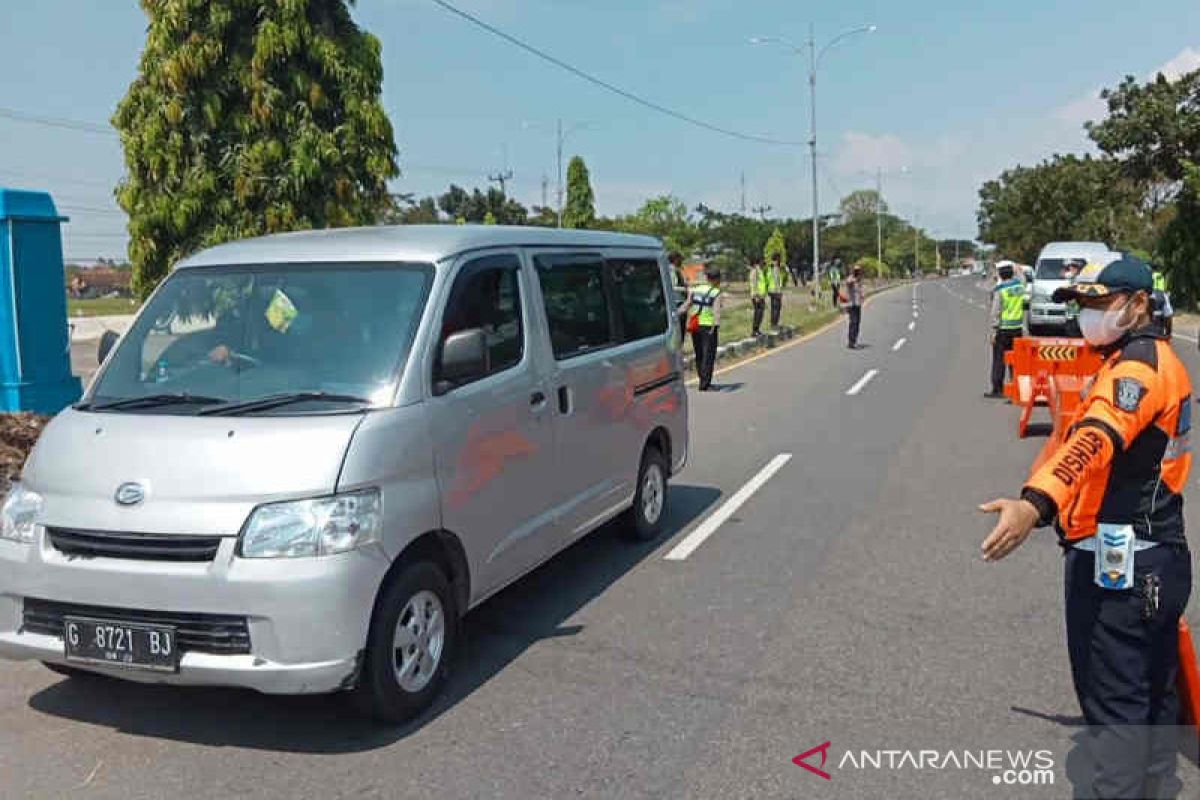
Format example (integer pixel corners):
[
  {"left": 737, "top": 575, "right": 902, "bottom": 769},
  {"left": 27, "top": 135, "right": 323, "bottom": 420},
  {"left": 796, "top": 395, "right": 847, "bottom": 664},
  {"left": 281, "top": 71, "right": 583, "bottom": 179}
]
[
  {"left": 435, "top": 328, "right": 489, "bottom": 395},
  {"left": 98, "top": 329, "right": 119, "bottom": 365}
]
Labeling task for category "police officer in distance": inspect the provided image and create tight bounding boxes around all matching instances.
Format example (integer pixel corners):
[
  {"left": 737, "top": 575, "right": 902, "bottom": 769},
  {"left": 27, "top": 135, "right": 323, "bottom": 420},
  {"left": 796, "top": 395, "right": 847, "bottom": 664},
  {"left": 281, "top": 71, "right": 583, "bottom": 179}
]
[
  {"left": 986, "top": 261, "right": 1025, "bottom": 398},
  {"left": 979, "top": 255, "right": 1193, "bottom": 798}
]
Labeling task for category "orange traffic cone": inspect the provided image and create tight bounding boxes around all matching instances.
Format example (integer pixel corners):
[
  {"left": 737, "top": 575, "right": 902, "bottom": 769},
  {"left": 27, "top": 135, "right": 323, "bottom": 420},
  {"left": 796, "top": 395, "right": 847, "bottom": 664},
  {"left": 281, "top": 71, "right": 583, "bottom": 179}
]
[{"left": 1177, "top": 619, "right": 1200, "bottom": 731}]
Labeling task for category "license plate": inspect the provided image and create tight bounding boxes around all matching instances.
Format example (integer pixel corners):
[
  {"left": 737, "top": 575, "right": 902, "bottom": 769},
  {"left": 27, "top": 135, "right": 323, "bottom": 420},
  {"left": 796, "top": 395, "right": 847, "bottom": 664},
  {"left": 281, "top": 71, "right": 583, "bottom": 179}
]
[{"left": 63, "top": 616, "right": 178, "bottom": 672}]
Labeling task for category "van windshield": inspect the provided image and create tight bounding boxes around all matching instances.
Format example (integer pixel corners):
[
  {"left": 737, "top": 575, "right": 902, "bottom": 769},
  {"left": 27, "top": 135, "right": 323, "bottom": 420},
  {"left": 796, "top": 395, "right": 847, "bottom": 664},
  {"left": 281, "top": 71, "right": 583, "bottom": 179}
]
[
  {"left": 89, "top": 262, "right": 433, "bottom": 414},
  {"left": 1035, "top": 258, "right": 1083, "bottom": 280}
]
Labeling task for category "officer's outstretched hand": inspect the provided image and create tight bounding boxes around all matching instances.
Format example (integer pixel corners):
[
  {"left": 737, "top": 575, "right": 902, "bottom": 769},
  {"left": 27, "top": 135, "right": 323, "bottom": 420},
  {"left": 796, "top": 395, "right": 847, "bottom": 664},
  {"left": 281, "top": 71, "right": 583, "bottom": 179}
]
[{"left": 978, "top": 498, "right": 1040, "bottom": 562}]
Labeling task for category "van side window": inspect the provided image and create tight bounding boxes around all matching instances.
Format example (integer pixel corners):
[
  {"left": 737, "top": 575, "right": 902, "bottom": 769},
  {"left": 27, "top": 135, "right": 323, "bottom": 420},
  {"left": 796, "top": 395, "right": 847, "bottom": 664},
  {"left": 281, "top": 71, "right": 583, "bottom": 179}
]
[
  {"left": 608, "top": 258, "right": 668, "bottom": 341},
  {"left": 535, "top": 255, "right": 614, "bottom": 359},
  {"left": 437, "top": 254, "right": 524, "bottom": 383}
]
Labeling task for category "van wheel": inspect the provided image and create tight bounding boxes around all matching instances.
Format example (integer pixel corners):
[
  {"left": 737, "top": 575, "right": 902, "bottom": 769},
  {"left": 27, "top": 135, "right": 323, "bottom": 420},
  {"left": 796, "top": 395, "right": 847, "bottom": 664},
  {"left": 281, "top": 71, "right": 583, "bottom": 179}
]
[
  {"left": 623, "top": 446, "right": 668, "bottom": 541},
  {"left": 351, "top": 561, "right": 457, "bottom": 724}
]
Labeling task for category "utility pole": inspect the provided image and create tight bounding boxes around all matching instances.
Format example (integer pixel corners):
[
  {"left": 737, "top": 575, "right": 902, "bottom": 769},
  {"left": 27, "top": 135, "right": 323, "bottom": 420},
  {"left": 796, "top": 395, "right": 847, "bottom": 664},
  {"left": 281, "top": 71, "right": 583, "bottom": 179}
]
[
  {"left": 740, "top": 172, "right": 747, "bottom": 214},
  {"left": 541, "top": 174, "right": 549, "bottom": 210},
  {"left": 488, "top": 168, "right": 514, "bottom": 195},
  {"left": 556, "top": 118, "right": 564, "bottom": 228},
  {"left": 913, "top": 224, "right": 919, "bottom": 276}
]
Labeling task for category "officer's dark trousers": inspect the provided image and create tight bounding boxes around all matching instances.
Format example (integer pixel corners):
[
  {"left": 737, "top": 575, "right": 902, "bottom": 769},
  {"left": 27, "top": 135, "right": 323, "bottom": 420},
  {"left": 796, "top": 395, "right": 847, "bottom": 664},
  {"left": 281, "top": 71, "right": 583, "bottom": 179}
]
[
  {"left": 991, "top": 329, "right": 1019, "bottom": 394},
  {"left": 751, "top": 298, "right": 765, "bottom": 336},
  {"left": 1065, "top": 545, "right": 1192, "bottom": 799},
  {"left": 691, "top": 326, "right": 718, "bottom": 390},
  {"left": 769, "top": 293, "right": 783, "bottom": 328},
  {"left": 847, "top": 305, "right": 862, "bottom": 347},
  {"left": 831, "top": 283, "right": 840, "bottom": 307}
]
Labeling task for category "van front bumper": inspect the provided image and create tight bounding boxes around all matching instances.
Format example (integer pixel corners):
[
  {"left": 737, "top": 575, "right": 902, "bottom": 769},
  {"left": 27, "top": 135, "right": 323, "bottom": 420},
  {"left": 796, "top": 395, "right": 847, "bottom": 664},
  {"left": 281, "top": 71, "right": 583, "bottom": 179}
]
[
  {"left": 1029, "top": 302, "right": 1073, "bottom": 328},
  {"left": 0, "top": 536, "right": 391, "bottom": 695}
]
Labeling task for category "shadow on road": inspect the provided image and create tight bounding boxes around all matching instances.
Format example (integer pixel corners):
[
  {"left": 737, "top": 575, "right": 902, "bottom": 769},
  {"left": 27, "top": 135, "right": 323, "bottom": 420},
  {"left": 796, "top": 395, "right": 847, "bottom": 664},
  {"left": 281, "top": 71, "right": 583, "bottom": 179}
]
[{"left": 26, "top": 483, "right": 720, "bottom": 754}]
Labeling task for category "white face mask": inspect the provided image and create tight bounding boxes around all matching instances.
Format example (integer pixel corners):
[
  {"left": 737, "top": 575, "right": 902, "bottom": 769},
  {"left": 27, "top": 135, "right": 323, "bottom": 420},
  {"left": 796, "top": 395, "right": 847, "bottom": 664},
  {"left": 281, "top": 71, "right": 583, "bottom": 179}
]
[{"left": 1078, "top": 298, "right": 1134, "bottom": 346}]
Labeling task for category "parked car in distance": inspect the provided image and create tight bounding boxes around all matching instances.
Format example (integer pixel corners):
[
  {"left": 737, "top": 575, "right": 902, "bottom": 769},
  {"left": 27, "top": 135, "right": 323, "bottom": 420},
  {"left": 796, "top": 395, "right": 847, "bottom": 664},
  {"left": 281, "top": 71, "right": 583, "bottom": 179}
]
[
  {"left": 1027, "top": 242, "right": 1112, "bottom": 336},
  {"left": 0, "top": 225, "right": 689, "bottom": 722}
]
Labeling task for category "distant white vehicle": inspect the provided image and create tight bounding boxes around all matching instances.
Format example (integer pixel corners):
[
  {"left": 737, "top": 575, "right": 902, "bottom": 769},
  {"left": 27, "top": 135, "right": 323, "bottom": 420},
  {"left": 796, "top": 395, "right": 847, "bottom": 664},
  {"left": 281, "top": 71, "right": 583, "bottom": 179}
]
[{"left": 1027, "top": 242, "right": 1112, "bottom": 335}]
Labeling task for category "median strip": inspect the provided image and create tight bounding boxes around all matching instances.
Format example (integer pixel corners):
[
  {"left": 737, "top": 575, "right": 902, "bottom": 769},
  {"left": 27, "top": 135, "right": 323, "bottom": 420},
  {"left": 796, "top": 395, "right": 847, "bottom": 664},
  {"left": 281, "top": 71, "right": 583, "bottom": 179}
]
[{"left": 664, "top": 453, "right": 793, "bottom": 561}]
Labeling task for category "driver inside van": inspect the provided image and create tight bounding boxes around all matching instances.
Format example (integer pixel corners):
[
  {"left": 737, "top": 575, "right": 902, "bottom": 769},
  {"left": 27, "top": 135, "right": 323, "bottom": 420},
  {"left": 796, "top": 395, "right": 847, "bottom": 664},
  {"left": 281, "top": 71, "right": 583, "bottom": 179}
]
[{"left": 207, "top": 285, "right": 315, "bottom": 366}]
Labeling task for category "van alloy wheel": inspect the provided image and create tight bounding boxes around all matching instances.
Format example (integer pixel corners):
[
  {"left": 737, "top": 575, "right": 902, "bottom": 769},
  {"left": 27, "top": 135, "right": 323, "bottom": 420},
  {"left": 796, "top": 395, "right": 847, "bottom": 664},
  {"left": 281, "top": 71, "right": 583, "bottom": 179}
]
[
  {"left": 393, "top": 589, "right": 445, "bottom": 693},
  {"left": 642, "top": 463, "right": 665, "bottom": 526}
]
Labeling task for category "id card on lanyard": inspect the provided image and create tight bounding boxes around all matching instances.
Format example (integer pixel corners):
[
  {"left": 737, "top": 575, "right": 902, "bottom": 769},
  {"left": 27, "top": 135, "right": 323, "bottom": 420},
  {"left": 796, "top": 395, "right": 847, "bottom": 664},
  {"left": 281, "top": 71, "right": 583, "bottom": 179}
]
[{"left": 1095, "top": 523, "right": 1136, "bottom": 590}]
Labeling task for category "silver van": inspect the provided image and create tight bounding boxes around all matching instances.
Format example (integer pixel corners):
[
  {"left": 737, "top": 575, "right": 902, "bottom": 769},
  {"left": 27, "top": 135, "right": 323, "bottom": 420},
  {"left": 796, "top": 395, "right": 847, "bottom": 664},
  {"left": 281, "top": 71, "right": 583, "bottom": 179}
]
[
  {"left": 0, "top": 225, "right": 688, "bottom": 721},
  {"left": 1027, "top": 241, "right": 1112, "bottom": 335}
]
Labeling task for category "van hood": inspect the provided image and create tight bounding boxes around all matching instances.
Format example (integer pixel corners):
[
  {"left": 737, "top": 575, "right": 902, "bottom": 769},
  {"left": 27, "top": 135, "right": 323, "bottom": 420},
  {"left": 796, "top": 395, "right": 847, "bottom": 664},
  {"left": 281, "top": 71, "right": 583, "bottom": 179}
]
[{"left": 21, "top": 408, "right": 364, "bottom": 536}]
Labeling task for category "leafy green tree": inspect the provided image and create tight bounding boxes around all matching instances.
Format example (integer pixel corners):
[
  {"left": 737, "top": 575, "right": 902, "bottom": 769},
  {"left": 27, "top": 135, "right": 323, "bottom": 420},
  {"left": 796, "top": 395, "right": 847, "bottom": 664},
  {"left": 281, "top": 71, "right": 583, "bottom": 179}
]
[
  {"left": 114, "top": 0, "right": 398, "bottom": 298},
  {"left": 977, "top": 155, "right": 1145, "bottom": 262},
  {"left": 563, "top": 156, "right": 595, "bottom": 229},
  {"left": 763, "top": 227, "right": 787, "bottom": 269},
  {"left": 383, "top": 194, "right": 439, "bottom": 224},
  {"left": 614, "top": 195, "right": 701, "bottom": 254},
  {"left": 1158, "top": 161, "right": 1200, "bottom": 307},
  {"left": 839, "top": 189, "right": 886, "bottom": 222}
]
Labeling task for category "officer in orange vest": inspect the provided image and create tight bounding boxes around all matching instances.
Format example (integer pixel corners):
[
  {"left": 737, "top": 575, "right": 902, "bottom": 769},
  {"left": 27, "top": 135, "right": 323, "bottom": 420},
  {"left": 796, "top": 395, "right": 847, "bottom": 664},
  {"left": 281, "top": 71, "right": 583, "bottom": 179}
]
[{"left": 979, "top": 255, "right": 1193, "bottom": 798}]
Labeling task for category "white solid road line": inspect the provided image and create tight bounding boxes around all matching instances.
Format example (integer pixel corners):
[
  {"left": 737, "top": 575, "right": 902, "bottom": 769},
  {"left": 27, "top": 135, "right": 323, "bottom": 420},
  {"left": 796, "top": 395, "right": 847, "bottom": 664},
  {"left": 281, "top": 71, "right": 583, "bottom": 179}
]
[
  {"left": 1174, "top": 331, "right": 1198, "bottom": 344},
  {"left": 908, "top": 321, "right": 916, "bottom": 331},
  {"left": 846, "top": 368, "right": 880, "bottom": 396},
  {"left": 664, "top": 453, "right": 793, "bottom": 561},
  {"left": 892, "top": 338, "right": 907, "bottom": 352}
]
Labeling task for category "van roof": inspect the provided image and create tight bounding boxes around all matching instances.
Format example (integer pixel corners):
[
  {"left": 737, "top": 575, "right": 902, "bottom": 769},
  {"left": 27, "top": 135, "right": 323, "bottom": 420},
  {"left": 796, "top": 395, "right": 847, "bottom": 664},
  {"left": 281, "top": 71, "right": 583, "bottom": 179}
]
[
  {"left": 1036, "top": 241, "right": 1112, "bottom": 259},
  {"left": 176, "top": 225, "right": 663, "bottom": 269}
]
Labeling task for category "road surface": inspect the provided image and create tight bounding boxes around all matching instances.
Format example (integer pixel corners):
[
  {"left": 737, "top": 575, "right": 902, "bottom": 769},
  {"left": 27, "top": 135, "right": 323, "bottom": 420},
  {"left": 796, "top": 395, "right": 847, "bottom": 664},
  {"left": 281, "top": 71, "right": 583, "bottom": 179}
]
[{"left": 8, "top": 275, "right": 1200, "bottom": 798}]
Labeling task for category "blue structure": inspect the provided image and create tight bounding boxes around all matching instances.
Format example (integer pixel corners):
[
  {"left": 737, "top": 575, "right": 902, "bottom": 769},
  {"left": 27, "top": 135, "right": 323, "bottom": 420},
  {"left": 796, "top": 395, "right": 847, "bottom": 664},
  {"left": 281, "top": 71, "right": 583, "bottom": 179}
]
[{"left": 0, "top": 189, "right": 82, "bottom": 413}]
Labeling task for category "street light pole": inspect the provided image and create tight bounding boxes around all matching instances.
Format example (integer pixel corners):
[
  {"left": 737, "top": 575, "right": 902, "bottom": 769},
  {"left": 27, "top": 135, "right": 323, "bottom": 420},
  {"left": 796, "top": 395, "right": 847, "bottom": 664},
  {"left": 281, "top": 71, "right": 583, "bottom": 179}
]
[
  {"left": 750, "top": 25, "right": 874, "bottom": 298},
  {"left": 808, "top": 22, "right": 820, "bottom": 293}
]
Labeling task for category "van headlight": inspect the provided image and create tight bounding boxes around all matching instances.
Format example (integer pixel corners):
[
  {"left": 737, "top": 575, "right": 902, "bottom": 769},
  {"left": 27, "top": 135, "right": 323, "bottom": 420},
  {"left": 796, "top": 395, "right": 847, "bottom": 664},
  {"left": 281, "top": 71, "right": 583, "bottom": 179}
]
[
  {"left": 1, "top": 483, "right": 43, "bottom": 544},
  {"left": 239, "top": 489, "right": 381, "bottom": 558}
]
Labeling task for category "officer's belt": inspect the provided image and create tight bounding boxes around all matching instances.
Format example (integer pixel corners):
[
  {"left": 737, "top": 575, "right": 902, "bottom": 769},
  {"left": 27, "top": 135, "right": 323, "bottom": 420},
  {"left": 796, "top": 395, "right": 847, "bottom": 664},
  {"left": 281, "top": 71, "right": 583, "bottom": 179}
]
[{"left": 1072, "top": 537, "right": 1159, "bottom": 552}]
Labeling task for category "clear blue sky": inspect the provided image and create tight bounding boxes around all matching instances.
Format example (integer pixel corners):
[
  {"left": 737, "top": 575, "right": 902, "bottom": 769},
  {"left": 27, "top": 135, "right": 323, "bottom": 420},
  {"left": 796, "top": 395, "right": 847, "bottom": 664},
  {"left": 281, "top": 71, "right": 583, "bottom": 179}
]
[{"left": 1, "top": 0, "right": 1197, "bottom": 260}]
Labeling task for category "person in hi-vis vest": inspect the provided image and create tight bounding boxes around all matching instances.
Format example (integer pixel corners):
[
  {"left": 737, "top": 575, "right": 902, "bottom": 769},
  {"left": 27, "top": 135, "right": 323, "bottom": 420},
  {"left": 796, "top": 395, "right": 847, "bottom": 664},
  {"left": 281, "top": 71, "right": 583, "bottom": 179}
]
[
  {"left": 986, "top": 261, "right": 1025, "bottom": 398},
  {"left": 677, "top": 266, "right": 724, "bottom": 391},
  {"left": 748, "top": 259, "right": 768, "bottom": 337},
  {"left": 767, "top": 252, "right": 786, "bottom": 329}
]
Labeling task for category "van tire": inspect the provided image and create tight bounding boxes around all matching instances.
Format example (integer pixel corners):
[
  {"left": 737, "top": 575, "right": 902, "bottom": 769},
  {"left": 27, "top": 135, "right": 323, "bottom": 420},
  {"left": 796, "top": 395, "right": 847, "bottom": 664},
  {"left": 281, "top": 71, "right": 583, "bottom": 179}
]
[
  {"left": 622, "top": 446, "right": 668, "bottom": 542},
  {"left": 351, "top": 560, "right": 458, "bottom": 724}
]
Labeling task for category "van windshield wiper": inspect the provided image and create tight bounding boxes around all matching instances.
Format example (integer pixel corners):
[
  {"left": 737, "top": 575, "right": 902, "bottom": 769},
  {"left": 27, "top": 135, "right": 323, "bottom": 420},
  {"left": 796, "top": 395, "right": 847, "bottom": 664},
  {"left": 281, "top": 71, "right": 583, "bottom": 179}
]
[
  {"left": 197, "top": 391, "right": 373, "bottom": 416},
  {"left": 87, "top": 393, "right": 227, "bottom": 411}
]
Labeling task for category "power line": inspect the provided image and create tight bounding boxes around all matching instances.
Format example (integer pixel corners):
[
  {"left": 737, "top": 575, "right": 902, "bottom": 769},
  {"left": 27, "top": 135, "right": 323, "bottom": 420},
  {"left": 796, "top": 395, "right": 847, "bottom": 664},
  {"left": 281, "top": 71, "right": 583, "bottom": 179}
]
[
  {"left": 0, "top": 106, "right": 113, "bottom": 135},
  {"left": 427, "top": 0, "right": 804, "bottom": 147}
]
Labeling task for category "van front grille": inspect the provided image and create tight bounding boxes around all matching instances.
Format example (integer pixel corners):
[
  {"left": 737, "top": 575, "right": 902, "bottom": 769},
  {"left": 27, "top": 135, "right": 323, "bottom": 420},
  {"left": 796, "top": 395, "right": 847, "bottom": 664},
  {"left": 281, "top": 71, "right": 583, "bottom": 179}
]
[
  {"left": 47, "top": 527, "right": 223, "bottom": 562},
  {"left": 21, "top": 598, "right": 251, "bottom": 655}
]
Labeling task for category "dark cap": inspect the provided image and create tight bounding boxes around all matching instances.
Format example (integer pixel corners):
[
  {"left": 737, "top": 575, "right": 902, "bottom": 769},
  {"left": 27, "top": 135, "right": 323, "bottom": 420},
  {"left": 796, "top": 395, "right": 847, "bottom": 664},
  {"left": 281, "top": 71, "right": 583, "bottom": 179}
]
[
  {"left": 705, "top": 266, "right": 722, "bottom": 280},
  {"left": 1051, "top": 255, "right": 1153, "bottom": 303}
]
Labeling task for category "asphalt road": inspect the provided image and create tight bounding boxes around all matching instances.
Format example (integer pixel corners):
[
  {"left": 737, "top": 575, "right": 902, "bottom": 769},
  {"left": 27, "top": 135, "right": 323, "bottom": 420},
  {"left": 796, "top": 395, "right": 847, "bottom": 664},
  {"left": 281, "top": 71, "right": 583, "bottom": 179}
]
[{"left": 8, "top": 276, "right": 1200, "bottom": 798}]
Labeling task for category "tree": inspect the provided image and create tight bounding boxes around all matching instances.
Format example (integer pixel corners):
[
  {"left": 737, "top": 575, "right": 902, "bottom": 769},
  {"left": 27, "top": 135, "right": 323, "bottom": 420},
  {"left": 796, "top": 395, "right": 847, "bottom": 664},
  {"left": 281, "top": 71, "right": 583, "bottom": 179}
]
[
  {"left": 763, "top": 227, "right": 787, "bottom": 268},
  {"left": 839, "top": 189, "right": 886, "bottom": 222},
  {"left": 976, "top": 155, "right": 1145, "bottom": 262},
  {"left": 1086, "top": 70, "right": 1200, "bottom": 186},
  {"left": 614, "top": 195, "right": 700, "bottom": 254},
  {"left": 382, "top": 194, "right": 439, "bottom": 225},
  {"left": 1158, "top": 161, "right": 1200, "bottom": 306},
  {"left": 563, "top": 156, "right": 595, "bottom": 229},
  {"left": 114, "top": 0, "right": 398, "bottom": 298},
  {"left": 436, "top": 184, "right": 527, "bottom": 224}
]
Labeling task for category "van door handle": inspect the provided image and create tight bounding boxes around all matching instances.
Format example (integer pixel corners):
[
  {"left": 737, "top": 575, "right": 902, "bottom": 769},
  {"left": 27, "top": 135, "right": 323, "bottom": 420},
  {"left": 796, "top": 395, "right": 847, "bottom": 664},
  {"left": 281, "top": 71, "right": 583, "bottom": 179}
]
[{"left": 557, "top": 385, "right": 571, "bottom": 415}]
